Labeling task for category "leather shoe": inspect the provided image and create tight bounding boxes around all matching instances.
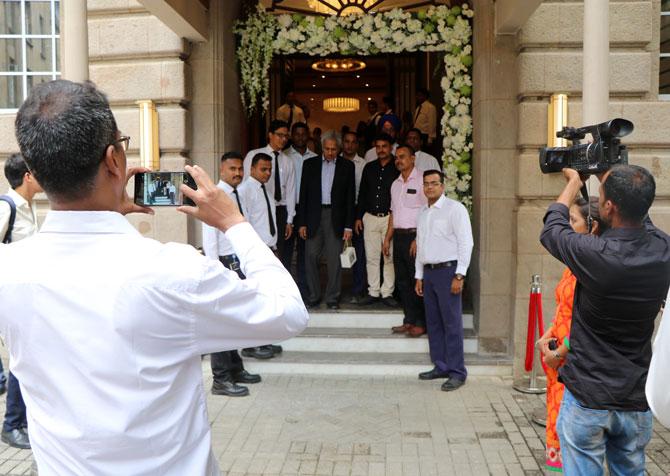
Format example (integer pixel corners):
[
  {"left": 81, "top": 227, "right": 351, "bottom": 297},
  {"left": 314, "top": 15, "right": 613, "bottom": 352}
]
[
  {"left": 357, "top": 294, "right": 379, "bottom": 306},
  {"left": 233, "top": 370, "right": 261, "bottom": 384},
  {"left": 407, "top": 325, "right": 426, "bottom": 337},
  {"left": 391, "top": 323, "right": 411, "bottom": 334},
  {"left": 1, "top": 428, "right": 30, "bottom": 449},
  {"left": 267, "top": 344, "right": 283, "bottom": 355},
  {"left": 382, "top": 296, "right": 399, "bottom": 307},
  {"left": 306, "top": 300, "right": 321, "bottom": 309},
  {"left": 241, "top": 347, "right": 275, "bottom": 360},
  {"left": 441, "top": 378, "right": 466, "bottom": 392},
  {"left": 418, "top": 367, "right": 450, "bottom": 380},
  {"left": 212, "top": 380, "right": 249, "bottom": 397},
  {"left": 327, "top": 302, "right": 340, "bottom": 310}
]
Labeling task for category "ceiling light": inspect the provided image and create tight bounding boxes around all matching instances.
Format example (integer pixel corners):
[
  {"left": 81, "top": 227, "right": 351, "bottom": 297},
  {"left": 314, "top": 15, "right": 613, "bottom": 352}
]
[
  {"left": 312, "top": 58, "right": 366, "bottom": 74},
  {"left": 365, "top": 83, "right": 369, "bottom": 87},
  {"left": 323, "top": 97, "right": 360, "bottom": 113}
]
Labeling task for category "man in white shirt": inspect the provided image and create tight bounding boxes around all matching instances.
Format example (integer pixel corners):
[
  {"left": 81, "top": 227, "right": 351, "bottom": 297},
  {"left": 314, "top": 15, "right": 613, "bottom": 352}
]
[
  {"left": 646, "top": 287, "right": 670, "bottom": 428},
  {"left": 415, "top": 169, "right": 473, "bottom": 392},
  {"left": 275, "top": 91, "right": 305, "bottom": 130},
  {"left": 0, "top": 153, "right": 42, "bottom": 450},
  {"left": 201, "top": 151, "right": 271, "bottom": 398},
  {"left": 239, "top": 153, "right": 278, "bottom": 250},
  {"left": 341, "top": 131, "right": 368, "bottom": 302},
  {"left": 243, "top": 120, "right": 296, "bottom": 271},
  {"left": 405, "top": 128, "right": 442, "bottom": 173},
  {"left": 364, "top": 117, "right": 399, "bottom": 163},
  {"left": 413, "top": 88, "right": 437, "bottom": 147},
  {"left": 285, "top": 122, "right": 318, "bottom": 298},
  {"left": 2, "top": 79, "right": 308, "bottom": 475}
]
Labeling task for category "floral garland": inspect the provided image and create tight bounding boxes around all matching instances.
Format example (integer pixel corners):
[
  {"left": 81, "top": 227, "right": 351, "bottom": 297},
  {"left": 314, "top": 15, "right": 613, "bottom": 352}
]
[{"left": 235, "top": 4, "right": 474, "bottom": 206}]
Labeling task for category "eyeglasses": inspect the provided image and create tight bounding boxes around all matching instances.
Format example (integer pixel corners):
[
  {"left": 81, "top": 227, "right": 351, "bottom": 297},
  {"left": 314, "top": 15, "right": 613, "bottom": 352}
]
[
  {"left": 423, "top": 181, "right": 442, "bottom": 187},
  {"left": 112, "top": 135, "right": 131, "bottom": 152},
  {"left": 272, "top": 132, "right": 289, "bottom": 139}
]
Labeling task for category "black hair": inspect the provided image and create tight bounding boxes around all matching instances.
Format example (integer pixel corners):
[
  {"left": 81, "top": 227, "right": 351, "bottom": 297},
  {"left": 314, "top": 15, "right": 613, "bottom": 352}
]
[
  {"left": 15, "top": 80, "right": 118, "bottom": 201},
  {"left": 269, "top": 119, "right": 289, "bottom": 134},
  {"left": 574, "top": 196, "right": 608, "bottom": 234},
  {"left": 423, "top": 169, "right": 445, "bottom": 182},
  {"left": 602, "top": 164, "right": 655, "bottom": 223},
  {"left": 251, "top": 152, "right": 272, "bottom": 167},
  {"left": 374, "top": 132, "right": 394, "bottom": 145},
  {"left": 406, "top": 128, "right": 423, "bottom": 138},
  {"left": 367, "top": 99, "right": 378, "bottom": 107},
  {"left": 382, "top": 96, "right": 394, "bottom": 109},
  {"left": 221, "top": 151, "right": 243, "bottom": 162},
  {"left": 291, "top": 122, "right": 309, "bottom": 133},
  {"left": 3, "top": 153, "right": 29, "bottom": 189},
  {"left": 396, "top": 144, "right": 416, "bottom": 156},
  {"left": 417, "top": 87, "right": 430, "bottom": 98},
  {"left": 343, "top": 130, "right": 358, "bottom": 141}
]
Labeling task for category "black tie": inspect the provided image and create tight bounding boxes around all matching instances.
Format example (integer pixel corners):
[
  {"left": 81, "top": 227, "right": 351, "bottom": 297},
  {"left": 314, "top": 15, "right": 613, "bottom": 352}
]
[
  {"left": 273, "top": 151, "right": 282, "bottom": 202},
  {"left": 261, "top": 183, "right": 276, "bottom": 237},
  {"left": 233, "top": 188, "right": 243, "bottom": 216},
  {"left": 414, "top": 103, "right": 423, "bottom": 125}
]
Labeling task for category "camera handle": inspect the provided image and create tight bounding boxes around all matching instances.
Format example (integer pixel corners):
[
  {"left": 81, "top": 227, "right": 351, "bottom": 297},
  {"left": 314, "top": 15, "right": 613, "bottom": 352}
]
[{"left": 580, "top": 183, "right": 594, "bottom": 233}]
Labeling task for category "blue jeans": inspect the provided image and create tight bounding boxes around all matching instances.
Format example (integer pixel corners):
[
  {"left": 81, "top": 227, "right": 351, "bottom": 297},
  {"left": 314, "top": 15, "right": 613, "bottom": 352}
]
[
  {"left": 3, "top": 373, "right": 26, "bottom": 432},
  {"left": 557, "top": 388, "right": 652, "bottom": 476}
]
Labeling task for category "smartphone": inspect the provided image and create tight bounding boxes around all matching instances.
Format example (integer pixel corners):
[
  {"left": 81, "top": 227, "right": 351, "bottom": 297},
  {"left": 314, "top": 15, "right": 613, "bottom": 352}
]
[{"left": 134, "top": 172, "right": 197, "bottom": 207}]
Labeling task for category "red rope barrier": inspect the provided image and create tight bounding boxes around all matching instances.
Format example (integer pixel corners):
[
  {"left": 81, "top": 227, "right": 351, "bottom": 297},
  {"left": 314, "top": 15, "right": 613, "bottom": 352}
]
[{"left": 524, "top": 288, "right": 547, "bottom": 373}]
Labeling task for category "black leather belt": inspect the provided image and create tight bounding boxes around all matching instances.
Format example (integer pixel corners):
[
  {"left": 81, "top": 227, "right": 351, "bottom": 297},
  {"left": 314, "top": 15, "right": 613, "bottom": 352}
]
[
  {"left": 425, "top": 260, "right": 457, "bottom": 270},
  {"left": 369, "top": 212, "right": 389, "bottom": 217},
  {"left": 394, "top": 228, "right": 416, "bottom": 235},
  {"left": 321, "top": 204, "right": 332, "bottom": 208}
]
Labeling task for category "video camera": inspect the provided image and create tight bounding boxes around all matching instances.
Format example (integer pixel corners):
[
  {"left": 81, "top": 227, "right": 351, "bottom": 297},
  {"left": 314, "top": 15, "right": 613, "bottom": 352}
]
[{"left": 539, "top": 118, "right": 634, "bottom": 175}]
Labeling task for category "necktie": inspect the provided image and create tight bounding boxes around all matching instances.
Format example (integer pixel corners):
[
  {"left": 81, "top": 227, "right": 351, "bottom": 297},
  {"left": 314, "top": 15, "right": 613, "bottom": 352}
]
[
  {"left": 261, "top": 183, "right": 276, "bottom": 237},
  {"left": 273, "top": 151, "right": 282, "bottom": 202},
  {"left": 233, "top": 188, "right": 243, "bottom": 216}
]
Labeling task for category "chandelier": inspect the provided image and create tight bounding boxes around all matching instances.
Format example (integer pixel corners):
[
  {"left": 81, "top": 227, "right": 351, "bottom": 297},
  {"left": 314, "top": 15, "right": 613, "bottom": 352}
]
[
  {"left": 306, "top": 0, "right": 381, "bottom": 15},
  {"left": 311, "top": 58, "right": 366, "bottom": 73},
  {"left": 323, "top": 97, "right": 360, "bottom": 112}
]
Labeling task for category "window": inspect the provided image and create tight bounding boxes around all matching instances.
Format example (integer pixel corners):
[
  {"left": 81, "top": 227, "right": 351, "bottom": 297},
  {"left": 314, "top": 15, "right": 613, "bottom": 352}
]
[
  {"left": 0, "top": 0, "right": 59, "bottom": 110},
  {"left": 661, "top": 1, "right": 670, "bottom": 97}
]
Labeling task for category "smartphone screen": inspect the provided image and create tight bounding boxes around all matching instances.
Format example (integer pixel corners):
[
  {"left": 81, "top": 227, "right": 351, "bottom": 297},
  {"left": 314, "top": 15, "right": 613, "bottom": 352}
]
[{"left": 134, "top": 172, "right": 196, "bottom": 207}]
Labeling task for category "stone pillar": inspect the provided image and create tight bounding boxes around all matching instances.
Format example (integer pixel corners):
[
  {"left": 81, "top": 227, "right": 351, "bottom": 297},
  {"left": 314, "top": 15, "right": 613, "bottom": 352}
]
[
  {"left": 582, "top": 0, "right": 609, "bottom": 125},
  {"left": 60, "top": 0, "right": 89, "bottom": 81}
]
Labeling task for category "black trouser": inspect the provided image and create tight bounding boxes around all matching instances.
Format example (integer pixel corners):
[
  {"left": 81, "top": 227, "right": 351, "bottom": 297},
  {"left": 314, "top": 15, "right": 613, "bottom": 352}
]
[
  {"left": 305, "top": 208, "right": 342, "bottom": 304},
  {"left": 275, "top": 205, "right": 292, "bottom": 270},
  {"left": 211, "top": 255, "right": 246, "bottom": 383},
  {"left": 393, "top": 231, "right": 425, "bottom": 327}
]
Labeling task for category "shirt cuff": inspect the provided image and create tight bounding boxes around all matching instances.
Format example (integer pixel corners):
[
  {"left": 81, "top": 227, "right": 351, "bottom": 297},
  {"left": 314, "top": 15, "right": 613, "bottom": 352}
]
[
  {"left": 415, "top": 264, "right": 424, "bottom": 280},
  {"left": 455, "top": 266, "right": 468, "bottom": 276}
]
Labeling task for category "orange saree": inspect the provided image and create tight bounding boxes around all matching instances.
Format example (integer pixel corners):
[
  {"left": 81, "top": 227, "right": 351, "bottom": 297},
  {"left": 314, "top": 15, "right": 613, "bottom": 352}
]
[{"left": 544, "top": 268, "right": 576, "bottom": 472}]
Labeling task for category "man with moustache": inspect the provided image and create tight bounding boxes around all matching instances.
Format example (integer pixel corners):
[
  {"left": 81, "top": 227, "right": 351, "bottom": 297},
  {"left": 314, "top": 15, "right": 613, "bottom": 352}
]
[
  {"left": 405, "top": 128, "right": 441, "bottom": 173},
  {"left": 355, "top": 133, "right": 400, "bottom": 307},
  {"left": 383, "top": 145, "right": 428, "bottom": 337},
  {"left": 202, "top": 152, "right": 269, "bottom": 396}
]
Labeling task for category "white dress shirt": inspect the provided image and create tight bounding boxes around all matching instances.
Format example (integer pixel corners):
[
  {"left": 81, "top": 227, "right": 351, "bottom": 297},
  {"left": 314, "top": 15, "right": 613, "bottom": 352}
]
[
  {"left": 243, "top": 145, "right": 296, "bottom": 224},
  {"left": 415, "top": 195, "right": 473, "bottom": 279},
  {"left": 646, "top": 287, "right": 670, "bottom": 428},
  {"left": 285, "top": 145, "right": 317, "bottom": 204},
  {"left": 364, "top": 143, "right": 399, "bottom": 163},
  {"left": 0, "top": 188, "right": 38, "bottom": 243},
  {"left": 415, "top": 150, "right": 441, "bottom": 173},
  {"left": 238, "top": 176, "right": 278, "bottom": 248},
  {"left": 345, "top": 154, "right": 366, "bottom": 203},
  {"left": 413, "top": 100, "right": 437, "bottom": 143},
  {"left": 202, "top": 180, "right": 246, "bottom": 259},
  {"left": 0, "top": 211, "right": 308, "bottom": 476}
]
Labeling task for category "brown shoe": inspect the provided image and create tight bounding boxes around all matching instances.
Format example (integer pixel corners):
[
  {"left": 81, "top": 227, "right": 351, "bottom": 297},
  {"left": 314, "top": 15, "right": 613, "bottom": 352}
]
[
  {"left": 408, "top": 326, "right": 426, "bottom": 337},
  {"left": 391, "top": 323, "right": 411, "bottom": 334}
]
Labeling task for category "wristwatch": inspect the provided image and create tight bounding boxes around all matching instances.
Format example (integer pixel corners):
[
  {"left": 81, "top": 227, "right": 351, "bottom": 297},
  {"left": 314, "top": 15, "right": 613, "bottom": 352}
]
[{"left": 454, "top": 274, "right": 465, "bottom": 281}]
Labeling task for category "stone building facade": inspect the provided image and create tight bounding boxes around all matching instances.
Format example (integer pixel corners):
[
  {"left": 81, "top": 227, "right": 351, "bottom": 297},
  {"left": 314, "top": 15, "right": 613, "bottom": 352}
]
[{"left": 0, "top": 0, "right": 666, "bottom": 376}]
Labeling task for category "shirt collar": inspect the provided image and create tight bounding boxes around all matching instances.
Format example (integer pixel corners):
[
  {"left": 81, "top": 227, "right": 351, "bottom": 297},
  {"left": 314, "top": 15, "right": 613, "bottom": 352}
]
[
  {"left": 265, "top": 145, "right": 281, "bottom": 156},
  {"left": 248, "top": 176, "right": 263, "bottom": 188},
  {"left": 6, "top": 189, "right": 28, "bottom": 209},
  {"left": 218, "top": 180, "right": 234, "bottom": 193},
  {"left": 430, "top": 195, "right": 446, "bottom": 209},
  {"left": 39, "top": 211, "right": 141, "bottom": 235},
  {"left": 397, "top": 167, "right": 418, "bottom": 183},
  {"left": 322, "top": 156, "right": 337, "bottom": 164}
]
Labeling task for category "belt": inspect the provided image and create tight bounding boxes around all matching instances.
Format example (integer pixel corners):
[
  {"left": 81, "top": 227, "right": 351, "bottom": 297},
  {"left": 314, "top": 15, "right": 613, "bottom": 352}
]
[
  {"left": 368, "top": 212, "right": 389, "bottom": 217},
  {"left": 425, "top": 260, "right": 457, "bottom": 270},
  {"left": 219, "top": 254, "right": 240, "bottom": 269},
  {"left": 394, "top": 228, "right": 416, "bottom": 235},
  {"left": 276, "top": 204, "right": 287, "bottom": 209},
  {"left": 321, "top": 204, "right": 332, "bottom": 209}
]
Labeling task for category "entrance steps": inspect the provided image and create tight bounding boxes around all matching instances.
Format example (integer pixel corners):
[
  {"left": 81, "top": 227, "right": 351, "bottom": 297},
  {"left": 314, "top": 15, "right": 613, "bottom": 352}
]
[{"left": 245, "top": 310, "right": 512, "bottom": 377}]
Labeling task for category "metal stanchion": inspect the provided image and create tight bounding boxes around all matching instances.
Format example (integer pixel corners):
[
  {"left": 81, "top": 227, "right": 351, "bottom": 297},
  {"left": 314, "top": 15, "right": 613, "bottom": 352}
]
[{"left": 513, "top": 275, "right": 547, "bottom": 394}]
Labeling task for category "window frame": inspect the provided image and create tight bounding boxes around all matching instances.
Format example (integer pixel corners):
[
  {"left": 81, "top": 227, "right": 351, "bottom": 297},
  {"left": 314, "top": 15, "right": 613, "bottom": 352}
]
[{"left": 0, "top": 0, "right": 60, "bottom": 113}]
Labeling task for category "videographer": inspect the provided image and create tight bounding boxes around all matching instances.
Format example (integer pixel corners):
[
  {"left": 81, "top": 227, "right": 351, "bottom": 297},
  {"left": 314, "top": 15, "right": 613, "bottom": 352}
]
[
  {"left": 539, "top": 165, "right": 670, "bottom": 475},
  {"left": 0, "top": 80, "right": 308, "bottom": 475}
]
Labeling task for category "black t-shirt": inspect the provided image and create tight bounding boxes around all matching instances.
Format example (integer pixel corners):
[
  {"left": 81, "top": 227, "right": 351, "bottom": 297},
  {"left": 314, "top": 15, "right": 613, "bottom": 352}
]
[
  {"left": 356, "top": 158, "right": 400, "bottom": 219},
  {"left": 540, "top": 203, "right": 670, "bottom": 411}
]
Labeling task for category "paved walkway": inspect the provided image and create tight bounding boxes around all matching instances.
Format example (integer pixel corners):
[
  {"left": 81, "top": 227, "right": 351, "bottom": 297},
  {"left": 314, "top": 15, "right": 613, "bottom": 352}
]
[{"left": 0, "top": 372, "right": 668, "bottom": 475}]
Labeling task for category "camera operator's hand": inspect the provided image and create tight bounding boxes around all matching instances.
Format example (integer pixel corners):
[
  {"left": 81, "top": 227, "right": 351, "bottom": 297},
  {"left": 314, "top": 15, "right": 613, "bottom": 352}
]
[
  {"left": 120, "top": 167, "right": 154, "bottom": 216},
  {"left": 178, "top": 165, "right": 245, "bottom": 232},
  {"left": 562, "top": 168, "right": 583, "bottom": 184},
  {"left": 557, "top": 168, "right": 586, "bottom": 208}
]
